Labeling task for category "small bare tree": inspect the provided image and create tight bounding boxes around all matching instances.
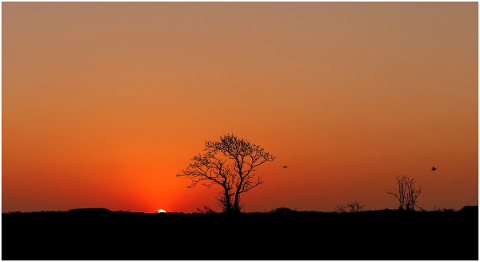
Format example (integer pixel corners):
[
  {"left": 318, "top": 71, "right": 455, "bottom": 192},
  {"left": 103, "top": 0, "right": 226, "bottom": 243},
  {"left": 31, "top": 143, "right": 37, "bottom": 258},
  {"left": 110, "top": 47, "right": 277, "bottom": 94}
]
[
  {"left": 387, "top": 175, "right": 422, "bottom": 211},
  {"left": 176, "top": 133, "right": 275, "bottom": 213}
]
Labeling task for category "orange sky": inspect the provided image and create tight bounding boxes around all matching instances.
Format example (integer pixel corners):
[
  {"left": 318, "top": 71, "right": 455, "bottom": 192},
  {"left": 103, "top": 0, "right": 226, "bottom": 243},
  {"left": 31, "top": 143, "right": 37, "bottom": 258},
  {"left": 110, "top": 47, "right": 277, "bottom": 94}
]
[{"left": 2, "top": 2, "right": 478, "bottom": 213}]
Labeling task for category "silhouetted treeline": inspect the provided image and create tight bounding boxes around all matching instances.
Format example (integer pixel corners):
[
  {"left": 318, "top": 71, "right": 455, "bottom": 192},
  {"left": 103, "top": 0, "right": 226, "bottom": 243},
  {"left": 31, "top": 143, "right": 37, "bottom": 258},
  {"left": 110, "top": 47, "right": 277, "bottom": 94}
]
[{"left": 2, "top": 208, "right": 478, "bottom": 260}]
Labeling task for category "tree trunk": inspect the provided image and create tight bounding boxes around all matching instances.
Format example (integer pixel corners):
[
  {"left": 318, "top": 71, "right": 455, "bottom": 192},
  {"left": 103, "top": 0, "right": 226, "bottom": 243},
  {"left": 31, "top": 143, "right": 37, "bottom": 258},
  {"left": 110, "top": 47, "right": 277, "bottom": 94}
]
[
  {"left": 233, "top": 186, "right": 242, "bottom": 213},
  {"left": 224, "top": 188, "right": 232, "bottom": 213},
  {"left": 233, "top": 161, "right": 243, "bottom": 213}
]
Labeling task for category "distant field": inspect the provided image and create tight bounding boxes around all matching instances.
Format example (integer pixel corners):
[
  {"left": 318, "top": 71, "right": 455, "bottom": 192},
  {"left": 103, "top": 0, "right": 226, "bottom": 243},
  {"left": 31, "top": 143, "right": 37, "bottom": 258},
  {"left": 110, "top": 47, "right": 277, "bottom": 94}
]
[{"left": 2, "top": 208, "right": 478, "bottom": 260}]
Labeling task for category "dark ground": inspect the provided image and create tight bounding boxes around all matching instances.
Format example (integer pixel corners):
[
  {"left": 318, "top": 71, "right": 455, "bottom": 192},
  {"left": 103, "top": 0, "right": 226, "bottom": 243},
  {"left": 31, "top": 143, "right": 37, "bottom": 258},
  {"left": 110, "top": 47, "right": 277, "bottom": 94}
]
[{"left": 2, "top": 207, "right": 478, "bottom": 260}]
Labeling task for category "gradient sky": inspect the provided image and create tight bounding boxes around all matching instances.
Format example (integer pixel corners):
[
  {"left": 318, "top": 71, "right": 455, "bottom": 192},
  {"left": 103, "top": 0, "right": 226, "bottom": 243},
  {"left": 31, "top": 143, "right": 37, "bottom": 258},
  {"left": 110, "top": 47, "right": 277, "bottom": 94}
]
[{"left": 2, "top": 2, "right": 478, "bottom": 213}]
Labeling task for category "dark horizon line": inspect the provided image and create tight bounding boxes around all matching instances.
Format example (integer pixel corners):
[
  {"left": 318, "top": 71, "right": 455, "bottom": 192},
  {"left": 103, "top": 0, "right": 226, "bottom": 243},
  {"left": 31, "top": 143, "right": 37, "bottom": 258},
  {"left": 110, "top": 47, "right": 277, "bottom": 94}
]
[{"left": 3, "top": 205, "right": 477, "bottom": 214}]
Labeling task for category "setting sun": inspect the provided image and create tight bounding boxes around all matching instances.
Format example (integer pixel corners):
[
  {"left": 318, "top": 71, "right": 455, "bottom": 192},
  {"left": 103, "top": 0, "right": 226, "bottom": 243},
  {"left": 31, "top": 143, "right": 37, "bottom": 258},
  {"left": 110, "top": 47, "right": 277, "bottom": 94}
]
[{"left": 157, "top": 209, "right": 166, "bottom": 213}]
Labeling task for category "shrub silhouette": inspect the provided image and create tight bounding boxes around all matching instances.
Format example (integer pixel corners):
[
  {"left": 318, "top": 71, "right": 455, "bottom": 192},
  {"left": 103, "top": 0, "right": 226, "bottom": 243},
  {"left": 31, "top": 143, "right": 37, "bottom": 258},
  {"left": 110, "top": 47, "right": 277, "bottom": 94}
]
[
  {"left": 270, "top": 207, "right": 297, "bottom": 213},
  {"left": 196, "top": 205, "right": 217, "bottom": 214},
  {"left": 433, "top": 205, "right": 456, "bottom": 213},
  {"left": 387, "top": 175, "right": 422, "bottom": 211},
  {"left": 335, "top": 201, "right": 366, "bottom": 213}
]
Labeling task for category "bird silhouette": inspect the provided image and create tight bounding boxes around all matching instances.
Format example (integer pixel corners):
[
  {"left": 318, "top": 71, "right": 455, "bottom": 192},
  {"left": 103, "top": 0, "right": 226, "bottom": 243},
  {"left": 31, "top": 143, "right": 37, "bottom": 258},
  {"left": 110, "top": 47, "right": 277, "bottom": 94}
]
[
  {"left": 283, "top": 166, "right": 288, "bottom": 168},
  {"left": 431, "top": 166, "right": 437, "bottom": 171}
]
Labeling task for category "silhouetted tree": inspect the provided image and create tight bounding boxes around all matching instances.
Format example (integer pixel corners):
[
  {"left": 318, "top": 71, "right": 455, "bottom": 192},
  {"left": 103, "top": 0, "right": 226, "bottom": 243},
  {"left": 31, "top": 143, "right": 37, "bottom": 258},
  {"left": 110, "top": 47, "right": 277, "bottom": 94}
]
[
  {"left": 387, "top": 175, "right": 422, "bottom": 211},
  {"left": 176, "top": 133, "right": 275, "bottom": 213}
]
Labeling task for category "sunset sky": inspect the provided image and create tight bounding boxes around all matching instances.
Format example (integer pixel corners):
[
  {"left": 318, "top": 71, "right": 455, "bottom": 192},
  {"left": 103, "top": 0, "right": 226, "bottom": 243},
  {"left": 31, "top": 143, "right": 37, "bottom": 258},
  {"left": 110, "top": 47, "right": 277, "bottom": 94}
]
[{"left": 2, "top": 2, "right": 478, "bottom": 213}]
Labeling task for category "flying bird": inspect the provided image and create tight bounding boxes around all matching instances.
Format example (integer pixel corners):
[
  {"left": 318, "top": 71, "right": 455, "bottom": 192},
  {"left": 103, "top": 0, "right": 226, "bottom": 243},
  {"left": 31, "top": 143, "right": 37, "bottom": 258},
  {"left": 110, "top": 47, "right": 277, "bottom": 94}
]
[
  {"left": 431, "top": 167, "right": 437, "bottom": 171},
  {"left": 283, "top": 166, "right": 288, "bottom": 168}
]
